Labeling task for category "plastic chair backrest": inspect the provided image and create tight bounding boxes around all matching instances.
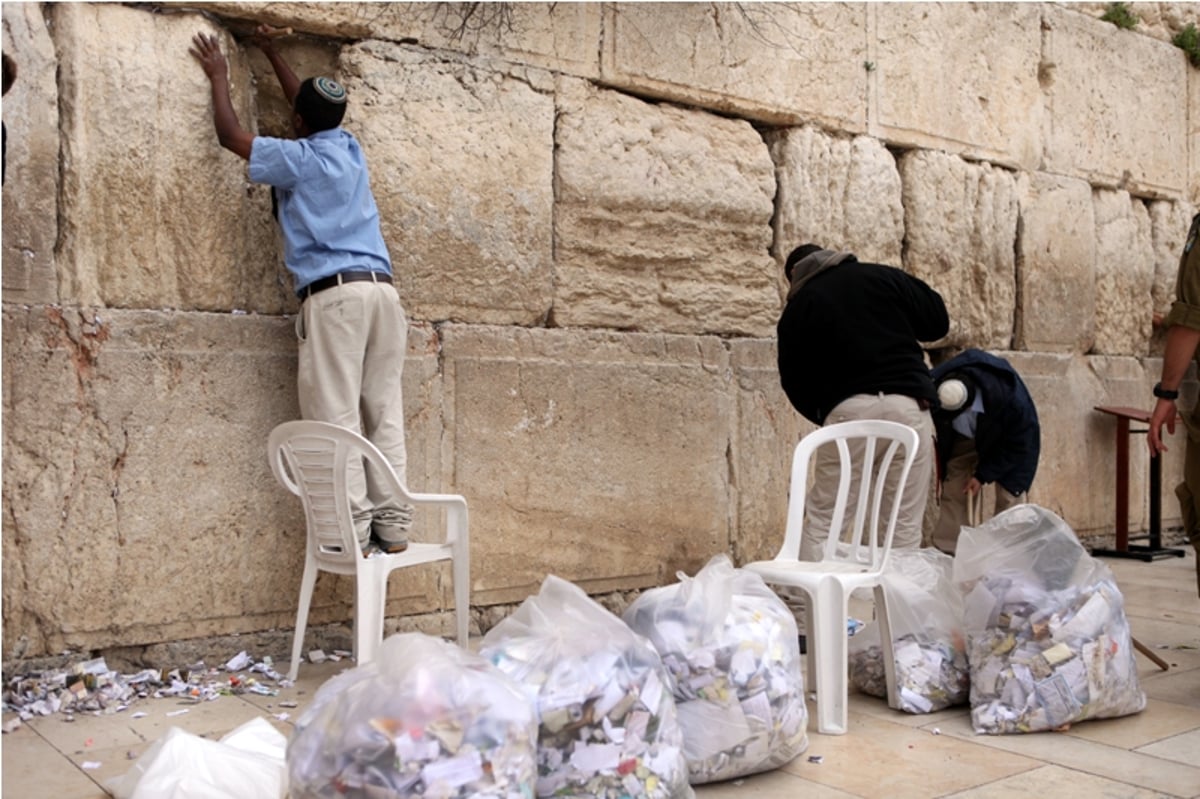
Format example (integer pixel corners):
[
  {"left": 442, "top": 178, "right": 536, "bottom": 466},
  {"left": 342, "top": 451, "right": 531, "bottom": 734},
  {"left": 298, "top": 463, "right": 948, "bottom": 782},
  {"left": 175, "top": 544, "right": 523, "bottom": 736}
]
[
  {"left": 268, "top": 420, "right": 415, "bottom": 568},
  {"left": 777, "top": 419, "right": 919, "bottom": 572}
]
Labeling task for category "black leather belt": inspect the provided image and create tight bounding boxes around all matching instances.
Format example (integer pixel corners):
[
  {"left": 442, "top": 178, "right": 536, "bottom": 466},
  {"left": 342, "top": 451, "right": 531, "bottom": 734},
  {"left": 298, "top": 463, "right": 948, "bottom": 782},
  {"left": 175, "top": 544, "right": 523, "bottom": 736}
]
[{"left": 299, "top": 270, "right": 392, "bottom": 300}]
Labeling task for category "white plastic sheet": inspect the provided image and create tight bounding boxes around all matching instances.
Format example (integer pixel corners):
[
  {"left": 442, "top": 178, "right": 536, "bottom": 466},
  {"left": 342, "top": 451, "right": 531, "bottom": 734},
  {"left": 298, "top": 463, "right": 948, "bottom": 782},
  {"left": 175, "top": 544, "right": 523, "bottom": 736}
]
[{"left": 107, "top": 717, "right": 287, "bottom": 799}]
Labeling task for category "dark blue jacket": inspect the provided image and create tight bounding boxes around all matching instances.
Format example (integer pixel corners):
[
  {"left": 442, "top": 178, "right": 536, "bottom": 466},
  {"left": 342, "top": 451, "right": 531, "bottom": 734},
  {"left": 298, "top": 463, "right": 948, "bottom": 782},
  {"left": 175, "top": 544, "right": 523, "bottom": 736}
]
[{"left": 931, "top": 349, "right": 1040, "bottom": 495}]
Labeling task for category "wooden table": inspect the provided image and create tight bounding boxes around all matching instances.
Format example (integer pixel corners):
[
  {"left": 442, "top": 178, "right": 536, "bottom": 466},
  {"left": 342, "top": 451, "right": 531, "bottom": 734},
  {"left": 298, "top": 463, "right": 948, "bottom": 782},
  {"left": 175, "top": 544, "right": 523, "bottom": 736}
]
[{"left": 1091, "top": 405, "right": 1186, "bottom": 561}]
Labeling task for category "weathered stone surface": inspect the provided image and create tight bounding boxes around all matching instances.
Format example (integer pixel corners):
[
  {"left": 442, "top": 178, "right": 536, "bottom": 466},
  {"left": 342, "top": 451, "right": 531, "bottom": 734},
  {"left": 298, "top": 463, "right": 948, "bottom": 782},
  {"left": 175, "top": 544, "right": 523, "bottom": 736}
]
[
  {"left": 441, "top": 325, "right": 732, "bottom": 606},
  {"left": 1015, "top": 173, "right": 1096, "bottom": 353},
  {"left": 1093, "top": 189, "right": 1154, "bottom": 356},
  {"left": 900, "top": 150, "right": 1020, "bottom": 350},
  {"left": 340, "top": 42, "right": 556, "bottom": 326},
  {"left": 195, "top": 1, "right": 602, "bottom": 78},
  {"left": 727, "top": 339, "right": 811, "bottom": 568},
  {"left": 770, "top": 126, "right": 904, "bottom": 268},
  {"left": 1042, "top": 5, "right": 1188, "bottom": 197},
  {"left": 0, "top": 307, "right": 446, "bottom": 656},
  {"left": 1191, "top": 53, "right": 1200, "bottom": 205},
  {"left": 554, "top": 80, "right": 777, "bottom": 336},
  {"left": 2, "top": 2, "right": 58, "bottom": 305},
  {"left": 1071, "top": 2, "right": 1200, "bottom": 44},
  {"left": 1150, "top": 201, "right": 1198, "bottom": 321},
  {"left": 54, "top": 4, "right": 286, "bottom": 313},
  {"left": 873, "top": 3, "right": 1042, "bottom": 169},
  {"left": 601, "top": 2, "right": 867, "bottom": 128}
]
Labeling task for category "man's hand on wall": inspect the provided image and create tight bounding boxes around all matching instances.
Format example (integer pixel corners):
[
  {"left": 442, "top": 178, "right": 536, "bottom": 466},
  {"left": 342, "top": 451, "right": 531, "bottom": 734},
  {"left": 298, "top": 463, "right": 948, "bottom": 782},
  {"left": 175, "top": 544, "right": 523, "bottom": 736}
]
[{"left": 189, "top": 33, "right": 229, "bottom": 82}]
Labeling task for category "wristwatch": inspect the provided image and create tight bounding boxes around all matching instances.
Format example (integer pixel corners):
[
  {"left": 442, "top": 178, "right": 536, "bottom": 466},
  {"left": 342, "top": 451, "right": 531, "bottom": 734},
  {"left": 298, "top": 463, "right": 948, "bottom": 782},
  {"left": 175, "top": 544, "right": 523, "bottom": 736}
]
[{"left": 1153, "top": 382, "right": 1180, "bottom": 400}]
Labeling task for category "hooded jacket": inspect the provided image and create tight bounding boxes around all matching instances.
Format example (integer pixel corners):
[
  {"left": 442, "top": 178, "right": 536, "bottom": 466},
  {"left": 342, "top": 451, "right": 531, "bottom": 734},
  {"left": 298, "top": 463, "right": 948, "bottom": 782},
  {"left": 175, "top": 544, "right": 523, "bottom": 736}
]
[
  {"left": 930, "top": 348, "right": 1040, "bottom": 495},
  {"left": 776, "top": 250, "right": 949, "bottom": 425}
]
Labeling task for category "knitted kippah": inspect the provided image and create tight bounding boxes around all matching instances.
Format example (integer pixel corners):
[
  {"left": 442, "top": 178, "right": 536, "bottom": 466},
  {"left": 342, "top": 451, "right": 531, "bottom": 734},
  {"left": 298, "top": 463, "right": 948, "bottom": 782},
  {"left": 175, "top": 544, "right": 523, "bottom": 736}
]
[
  {"left": 313, "top": 76, "right": 347, "bottom": 104},
  {"left": 938, "top": 379, "right": 969, "bottom": 412}
]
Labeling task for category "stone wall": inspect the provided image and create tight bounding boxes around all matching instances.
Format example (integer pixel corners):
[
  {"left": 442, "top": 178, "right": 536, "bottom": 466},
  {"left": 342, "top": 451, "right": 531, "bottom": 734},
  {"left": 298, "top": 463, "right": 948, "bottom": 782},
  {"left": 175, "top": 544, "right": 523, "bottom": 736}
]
[{"left": 3, "top": 1, "right": 1198, "bottom": 661}]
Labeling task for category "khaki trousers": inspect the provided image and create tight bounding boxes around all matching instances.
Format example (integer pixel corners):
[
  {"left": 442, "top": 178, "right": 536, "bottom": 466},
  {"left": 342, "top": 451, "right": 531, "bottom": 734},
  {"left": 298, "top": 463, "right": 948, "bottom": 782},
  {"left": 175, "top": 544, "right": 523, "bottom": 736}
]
[
  {"left": 798, "top": 393, "right": 935, "bottom": 562},
  {"left": 931, "top": 436, "right": 1024, "bottom": 555},
  {"left": 296, "top": 280, "right": 410, "bottom": 546}
]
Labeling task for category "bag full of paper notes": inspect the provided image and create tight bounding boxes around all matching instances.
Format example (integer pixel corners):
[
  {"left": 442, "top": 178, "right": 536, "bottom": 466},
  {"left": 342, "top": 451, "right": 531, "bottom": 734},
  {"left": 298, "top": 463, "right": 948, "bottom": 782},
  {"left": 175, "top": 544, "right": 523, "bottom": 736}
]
[
  {"left": 848, "top": 548, "right": 969, "bottom": 713},
  {"left": 480, "top": 574, "right": 694, "bottom": 799},
  {"left": 287, "top": 632, "right": 538, "bottom": 798},
  {"left": 622, "top": 554, "right": 808, "bottom": 784},
  {"left": 953, "top": 504, "right": 1146, "bottom": 734}
]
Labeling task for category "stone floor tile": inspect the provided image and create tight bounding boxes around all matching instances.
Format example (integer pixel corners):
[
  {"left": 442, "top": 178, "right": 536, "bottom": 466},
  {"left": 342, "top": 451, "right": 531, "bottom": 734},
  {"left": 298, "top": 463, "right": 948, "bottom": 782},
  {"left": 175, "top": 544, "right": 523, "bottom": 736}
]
[
  {"left": 779, "top": 712, "right": 1040, "bottom": 799},
  {"left": 940, "top": 763, "right": 1179, "bottom": 798},
  {"left": 0, "top": 726, "right": 110, "bottom": 798},
  {"left": 20, "top": 709, "right": 147, "bottom": 753},
  {"left": 1064, "top": 697, "right": 1200, "bottom": 749},
  {"left": 694, "top": 766, "right": 864, "bottom": 798},
  {"left": 1135, "top": 726, "right": 1200, "bottom": 768},
  {"left": 1142, "top": 665, "right": 1200, "bottom": 710},
  {"left": 933, "top": 713, "right": 1200, "bottom": 797}
]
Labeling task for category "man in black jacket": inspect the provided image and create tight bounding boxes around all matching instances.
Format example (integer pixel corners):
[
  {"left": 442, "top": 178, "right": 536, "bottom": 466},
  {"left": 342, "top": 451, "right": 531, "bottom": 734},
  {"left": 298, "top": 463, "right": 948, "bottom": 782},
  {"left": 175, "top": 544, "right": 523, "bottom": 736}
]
[
  {"left": 777, "top": 244, "right": 949, "bottom": 561},
  {"left": 929, "top": 349, "right": 1041, "bottom": 553}
]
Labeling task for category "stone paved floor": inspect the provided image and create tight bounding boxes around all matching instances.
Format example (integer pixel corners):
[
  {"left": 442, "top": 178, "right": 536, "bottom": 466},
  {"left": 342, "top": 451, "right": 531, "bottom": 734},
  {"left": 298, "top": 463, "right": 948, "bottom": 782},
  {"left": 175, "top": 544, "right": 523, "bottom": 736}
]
[{"left": 3, "top": 552, "right": 1198, "bottom": 798}]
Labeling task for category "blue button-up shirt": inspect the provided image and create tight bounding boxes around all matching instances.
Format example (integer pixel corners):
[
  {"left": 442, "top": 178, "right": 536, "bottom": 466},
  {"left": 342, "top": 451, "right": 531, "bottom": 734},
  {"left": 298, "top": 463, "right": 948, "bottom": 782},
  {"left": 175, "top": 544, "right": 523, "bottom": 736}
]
[{"left": 248, "top": 129, "right": 392, "bottom": 293}]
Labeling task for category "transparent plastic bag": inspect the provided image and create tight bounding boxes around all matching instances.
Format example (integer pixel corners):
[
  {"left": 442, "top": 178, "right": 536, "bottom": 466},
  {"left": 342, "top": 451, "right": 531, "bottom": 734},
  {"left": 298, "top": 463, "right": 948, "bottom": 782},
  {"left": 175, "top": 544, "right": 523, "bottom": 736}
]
[
  {"left": 848, "top": 548, "right": 969, "bottom": 713},
  {"left": 622, "top": 554, "right": 808, "bottom": 783},
  {"left": 480, "top": 575, "right": 694, "bottom": 799},
  {"left": 287, "top": 632, "right": 538, "bottom": 798},
  {"left": 953, "top": 504, "right": 1146, "bottom": 733}
]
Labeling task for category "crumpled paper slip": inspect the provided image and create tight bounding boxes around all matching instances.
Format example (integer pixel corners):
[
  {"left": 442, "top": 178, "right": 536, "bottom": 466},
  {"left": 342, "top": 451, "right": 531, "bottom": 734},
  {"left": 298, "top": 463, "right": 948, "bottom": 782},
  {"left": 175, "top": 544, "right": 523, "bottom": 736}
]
[
  {"left": 623, "top": 554, "right": 808, "bottom": 784},
  {"left": 107, "top": 717, "right": 287, "bottom": 799},
  {"left": 954, "top": 505, "right": 1146, "bottom": 734},
  {"left": 288, "top": 633, "right": 537, "bottom": 799},
  {"left": 848, "top": 548, "right": 969, "bottom": 714},
  {"left": 481, "top": 575, "right": 694, "bottom": 799}
]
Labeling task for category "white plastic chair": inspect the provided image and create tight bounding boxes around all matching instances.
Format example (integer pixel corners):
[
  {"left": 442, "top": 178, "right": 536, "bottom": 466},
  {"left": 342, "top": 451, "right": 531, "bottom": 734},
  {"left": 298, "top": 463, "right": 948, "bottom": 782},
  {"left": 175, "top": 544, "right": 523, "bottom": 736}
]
[
  {"left": 267, "top": 420, "right": 470, "bottom": 681},
  {"left": 743, "top": 419, "right": 920, "bottom": 734}
]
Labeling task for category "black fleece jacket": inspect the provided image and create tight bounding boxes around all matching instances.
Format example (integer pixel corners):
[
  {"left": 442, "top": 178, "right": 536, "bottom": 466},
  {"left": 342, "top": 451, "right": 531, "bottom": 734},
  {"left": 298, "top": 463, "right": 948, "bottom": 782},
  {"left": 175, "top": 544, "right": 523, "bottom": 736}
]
[{"left": 777, "top": 256, "right": 949, "bottom": 425}]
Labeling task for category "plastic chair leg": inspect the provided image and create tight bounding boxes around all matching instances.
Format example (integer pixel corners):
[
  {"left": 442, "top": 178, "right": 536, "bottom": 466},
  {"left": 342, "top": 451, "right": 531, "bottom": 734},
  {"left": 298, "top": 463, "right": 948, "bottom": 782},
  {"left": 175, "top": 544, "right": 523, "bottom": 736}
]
[
  {"left": 811, "top": 578, "right": 851, "bottom": 735},
  {"left": 288, "top": 560, "right": 319, "bottom": 682},
  {"left": 453, "top": 546, "right": 469, "bottom": 648},
  {"left": 354, "top": 568, "right": 387, "bottom": 668},
  {"left": 874, "top": 583, "right": 901, "bottom": 710}
]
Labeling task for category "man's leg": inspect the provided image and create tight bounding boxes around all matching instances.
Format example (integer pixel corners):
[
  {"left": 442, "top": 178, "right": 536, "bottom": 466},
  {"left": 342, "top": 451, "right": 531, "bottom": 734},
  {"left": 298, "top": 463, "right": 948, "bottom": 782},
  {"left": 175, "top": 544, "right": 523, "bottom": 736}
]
[
  {"left": 798, "top": 395, "right": 871, "bottom": 562},
  {"left": 297, "top": 284, "right": 372, "bottom": 548},
  {"left": 1181, "top": 405, "right": 1200, "bottom": 598},
  {"left": 931, "top": 438, "right": 977, "bottom": 555},
  {"left": 360, "top": 284, "right": 412, "bottom": 549}
]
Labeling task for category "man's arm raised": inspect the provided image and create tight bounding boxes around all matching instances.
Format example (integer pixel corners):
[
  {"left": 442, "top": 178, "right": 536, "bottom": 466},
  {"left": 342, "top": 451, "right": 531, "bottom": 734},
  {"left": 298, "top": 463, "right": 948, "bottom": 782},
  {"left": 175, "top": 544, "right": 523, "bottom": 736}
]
[{"left": 189, "top": 33, "right": 254, "bottom": 160}]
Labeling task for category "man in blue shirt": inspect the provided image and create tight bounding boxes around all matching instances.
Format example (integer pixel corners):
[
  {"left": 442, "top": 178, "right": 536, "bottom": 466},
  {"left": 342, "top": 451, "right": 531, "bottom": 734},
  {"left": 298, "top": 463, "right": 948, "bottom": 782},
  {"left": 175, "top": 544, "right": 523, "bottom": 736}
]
[{"left": 191, "top": 28, "right": 412, "bottom": 555}]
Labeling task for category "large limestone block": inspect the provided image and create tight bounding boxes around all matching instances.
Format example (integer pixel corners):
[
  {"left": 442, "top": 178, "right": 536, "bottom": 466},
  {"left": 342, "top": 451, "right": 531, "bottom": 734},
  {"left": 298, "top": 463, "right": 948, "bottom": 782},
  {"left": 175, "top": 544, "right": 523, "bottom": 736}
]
[
  {"left": 900, "top": 150, "right": 1020, "bottom": 350},
  {"left": 1016, "top": 173, "right": 1096, "bottom": 353},
  {"left": 339, "top": 42, "right": 555, "bottom": 326},
  {"left": 1191, "top": 56, "right": 1200, "bottom": 205},
  {"left": 1042, "top": 5, "right": 1188, "bottom": 197},
  {"left": 1150, "top": 201, "right": 1198, "bottom": 320},
  {"left": 441, "top": 325, "right": 732, "bottom": 605},
  {"left": 601, "top": 2, "right": 867, "bottom": 128},
  {"left": 770, "top": 126, "right": 904, "bottom": 268},
  {"left": 2, "top": 2, "right": 58, "bottom": 305},
  {"left": 1093, "top": 189, "right": 1153, "bottom": 356},
  {"left": 727, "top": 339, "right": 811, "bottom": 567},
  {"left": 872, "top": 3, "right": 1042, "bottom": 169},
  {"left": 1, "top": 307, "right": 445, "bottom": 658},
  {"left": 54, "top": 4, "right": 286, "bottom": 313},
  {"left": 555, "top": 81, "right": 777, "bottom": 336},
  {"left": 196, "top": 1, "right": 602, "bottom": 78}
]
